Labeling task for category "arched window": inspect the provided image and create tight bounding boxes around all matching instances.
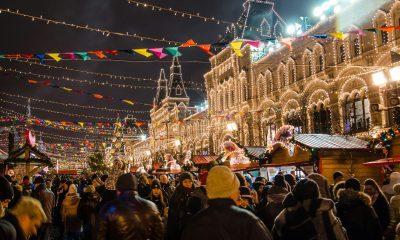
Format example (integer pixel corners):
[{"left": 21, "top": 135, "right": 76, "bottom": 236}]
[
  {"left": 312, "top": 105, "right": 331, "bottom": 134},
  {"left": 380, "top": 24, "right": 389, "bottom": 45},
  {"left": 274, "top": 21, "right": 284, "bottom": 38},
  {"left": 286, "top": 113, "right": 303, "bottom": 133},
  {"left": 260, "top": 18, "right": 271, "bottom": 37},
  {"left": 288, "top": 59, "right": 295, "bottom": 84},
  {"left": 338, "top": 44, "right": 346, "bottom": 63},
  {"left": 230, "top": 87, "right": 235, "bottom": 106},
  {"left": 279, "top": 65, "right": 287, "bottom": 87},
  {"left": 266, "top": 122, "right": 277, "bottom": 143},
  {"left": 318, "top": 55, "right": 324, "bottom": 72},
  {"left": 343, "top": 94, "right": 371, "bottom": 133},
  {"left": 176, "top": 85, "right": 182, "bottom": 96},
  {"left": 243, "top": 81, "right": 249, "bottom": 101},
  {"left": 353, "top": 38, "right": 361, "bottom": 57},
  {"left": 266, "top": 71, "right": 273, "bottom": 93},
  {"left": 307, "top": 59, "right": 312, "bottom": 77}
]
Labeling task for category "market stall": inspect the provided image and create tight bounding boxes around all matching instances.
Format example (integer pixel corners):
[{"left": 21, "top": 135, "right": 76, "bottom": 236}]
[{"left": 266, "top": 133, "right": 382, "bottom": 183}]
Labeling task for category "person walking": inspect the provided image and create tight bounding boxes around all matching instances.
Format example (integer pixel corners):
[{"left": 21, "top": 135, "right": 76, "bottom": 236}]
[
  {"left": 181, "top": 165, "right": 273, "bottom": 240},
  {"left": 97, "top": 173, "right": 163, "bottom": 240},
  {"left": 166, "top": 172, "right": 196, "bottom": 240},
  {"left": 31, "top": 176, "right": 55, "bottom": 240},
  {"left": 137, "top": 174, "right": 152, "bottom": 200},
  {"left": 272, "top": 178, "right": 348, "bottom": 240},
  {"left": 150, "top": 179, "right": 167, "bottom": 217},
  {"left": 61, "top": 184, "right": 82, "bottom": 240},
  {"left": 0, "top": 175, "right": 14, "bottom": 218},
  {"left": 159, "top": 174, "right": 175, "bottom": 201},
  {"left": 307, "top": 173, "right": 333, "bottom": 199},
  {"left": 336, "top": 178, "right": 382, "bottom": 240},
  {"left": 383, "top": 172, "right": 400, "bottom": 200},
  {"left": 0, "top": 197, "right": 47, "bottom": 240},
  {"left": 78, "top": 184, "right": 99, "bottom": 240}
]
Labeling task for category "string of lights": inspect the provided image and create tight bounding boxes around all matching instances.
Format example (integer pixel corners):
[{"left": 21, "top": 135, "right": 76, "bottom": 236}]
[
  {"left": 8, "top": 57, "right": 211, "bottom": 64},
  {"left": 0, "top": 98, "right": 140, "bottom": 121},
  {"left": 0, "top": 8, "right": 180, "bottom": 44},
  {"left": 0, "top": 91, "right": 148, "bottom": 114},
  {"left": 0, "top": 67, "right": 205, "bottom": 91},
  {"left": 8, "top": 58, "right": 205, "bottom": 88}
]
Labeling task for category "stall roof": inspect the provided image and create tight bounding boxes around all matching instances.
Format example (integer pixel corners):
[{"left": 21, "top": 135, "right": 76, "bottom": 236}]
[
  {"left": 192, "top": 155, "right": 219, "bottom": 165},
  {"left": 294, "top": 134, "right": 370, "bottom": 150},
  {"left": 245, "top": 146, "right": 267, "bottom": 159},
  {"left": 363, "top": 156, "right": 400, "bottom": 167}
]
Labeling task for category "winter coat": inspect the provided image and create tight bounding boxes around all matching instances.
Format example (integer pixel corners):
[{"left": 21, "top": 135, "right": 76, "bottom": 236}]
[
  {"left": 181, "top": 198, "right": 273, "bottom": 240},
  {"left": 32, "top": 183, "right": 55, "bottom": 223},
  {"left": 166, "top": 186, "right": 194, "bottom": 240},
  {"left": 78, "top": 192, "right": 99, "bottom": 240},
  {"left": 97, "top": 190, "right": 163, "bottom": 240},
  {"left": 336, "top": 189, "right": 382, "bottom": 240},
  {"left": 390, "top": 195, "right": 400, "bottom": 229},
  {"left": 273, "top": 196, "right": 348, "bottom": 240},
  {"left": 372, "top": 194, "right": 390, "bottom": 231},
  {"left": 0, "top": 213, "right": 25, "bottom": 240},
  {"left": 138, "top": 183, "right": 152, "bottom": 199},
  {"left": 150, "top": 196, "right": 166, "bottom": 216},
  {"left": 258, "top": 185, "right": 289, "bottom": 230},
  {"left": 161, "top": 182, "right": 175, "bottom": 201},
  {"left": 61, "top": 193, "right": 82, "bottom": 233}
]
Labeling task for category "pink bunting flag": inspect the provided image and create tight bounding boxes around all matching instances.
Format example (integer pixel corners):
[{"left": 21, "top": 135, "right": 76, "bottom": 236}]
[
  {"left": 149, "top": 48, "right": 167, "bottom": 59},
  {"left": 245, "top": 40, "right": 261, "bottom": 48},
  {"left": 348, "top": 28, "right": 366, "bottom": 36},
  {"left": 64, "top": 53, "right": 76, "bottom": 60}
]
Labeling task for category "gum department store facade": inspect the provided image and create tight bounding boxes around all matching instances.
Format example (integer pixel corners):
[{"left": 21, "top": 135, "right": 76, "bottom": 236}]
[{"left": 130, "top": 0, "right": 400, "bottom": 163}]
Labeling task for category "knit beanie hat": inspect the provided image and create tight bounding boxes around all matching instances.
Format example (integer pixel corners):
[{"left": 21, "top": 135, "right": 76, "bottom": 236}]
[
  {"left": 206, "top": 166, "right": 240, "bottom": 199},
  {"left": 179, "top": 172, "right": 194, "bottom": 183},
  {"left": 345, "top": 178, "right": 361, "bottom": 192},
  {"left": 0, "top": 175, "right": 14, "bottom": 201},
  {"left": 116, "top": 173, "right": 138, "bottom": 192}
]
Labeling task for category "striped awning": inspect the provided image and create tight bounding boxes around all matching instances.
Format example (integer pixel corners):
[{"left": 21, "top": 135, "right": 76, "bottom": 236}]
[
  {"left": 244, "top": 146, "right": 267, "bottom": 159},
  {"left": 294, "top": 134, "right": 369, "bottom": 150},
  {"left": 192, "top": 155, "right": 219, "bottom": 165}
]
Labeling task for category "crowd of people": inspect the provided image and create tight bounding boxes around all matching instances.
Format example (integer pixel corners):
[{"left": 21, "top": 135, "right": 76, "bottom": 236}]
[{"left": 1, "top": 166, "right": 400, "bottom": 239}]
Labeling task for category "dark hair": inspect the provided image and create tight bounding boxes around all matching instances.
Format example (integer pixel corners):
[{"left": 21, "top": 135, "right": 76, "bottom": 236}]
[
  {"left": 255, "top": 176, "right": 266, "bottom": 182},
  {"left": 274, "top": 174, "right": 287, "bottom": 189},
  {"left": 23, "top": 175, "right": 29, "bottom": 181},
  {"left": 284, "top": 174, "right": 296, "bottom": 187},
  {"left": 34, "top": 176, "right": 44, "bottom": 184},
  {"left": 364, "top": 178, "right": 388, "bottom": 202},
  {"left": 292, "top": 179, "right": 320, "bottom": 216},
  {"left": 345, "top": 178, "right": 361, "bottom": 192},
  {"left": 333, "top": 181, "right": 345, "bottom": 200},
  {"left": 235, "top": 173, "right": 247, "bottom": 187},
  {"left": 333, "top": 171, "right": 344, "bottom": 181}
]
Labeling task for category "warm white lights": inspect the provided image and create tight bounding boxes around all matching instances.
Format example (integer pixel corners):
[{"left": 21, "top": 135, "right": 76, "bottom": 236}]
[
  {"left": 389, "top": 66, "right": 400, "bottom": 81},
  {"left": 226, "top": 122, "right": 238, "bottom": 131},
  {"left": 372, "top": 71, "right": 387, "bottom": 86},
  {"left": 174, "top": 139, "right": 181, "bottom": 147}
]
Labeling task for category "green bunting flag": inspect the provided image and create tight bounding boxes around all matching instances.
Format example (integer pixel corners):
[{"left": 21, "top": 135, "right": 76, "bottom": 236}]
[
  {"left": 165, "top": 47, "right": 182, "bottom": 57},
  {"left": 75, "top": 52, "right": 91, "bottom": 61}
]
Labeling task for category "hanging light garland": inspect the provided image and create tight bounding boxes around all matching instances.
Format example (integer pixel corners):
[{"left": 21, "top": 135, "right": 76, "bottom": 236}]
[{"left": 0, "top": 8, "right": 180, "bottom": 44}]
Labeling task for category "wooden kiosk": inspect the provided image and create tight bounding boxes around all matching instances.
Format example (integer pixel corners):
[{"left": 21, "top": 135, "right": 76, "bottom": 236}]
[{"left": 267, "top": 134, "right": 382, "bottom": 183}]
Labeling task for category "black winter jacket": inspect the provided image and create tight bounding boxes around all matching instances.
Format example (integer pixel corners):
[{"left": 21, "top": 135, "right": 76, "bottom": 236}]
[
  {"left": 181, "top": 198, "right": 273, "bottom": 240},
  {"left": 336, "top": 189, "right": 382, "bottom": 240},
  {"left": 0, "top": 213, "right": 26, "bottom": 240},
  {"left": 97, "top": 190, "right": 163, "bottom": 240}
]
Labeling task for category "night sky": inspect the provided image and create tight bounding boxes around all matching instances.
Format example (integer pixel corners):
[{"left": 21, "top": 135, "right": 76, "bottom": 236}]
[{"left": 0, "top": 0, "right": 320, "bottom": 144}]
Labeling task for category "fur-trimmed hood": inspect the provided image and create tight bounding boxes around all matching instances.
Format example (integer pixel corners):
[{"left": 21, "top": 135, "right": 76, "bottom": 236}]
[{"left": 337, "top": 189, "right": 371, "bottom": 206}]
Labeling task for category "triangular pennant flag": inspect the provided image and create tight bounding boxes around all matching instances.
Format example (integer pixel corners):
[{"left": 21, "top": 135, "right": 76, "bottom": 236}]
[
  {"left": 35, "top": 54, "right": 45, "bottom": 62},
  {"left": 28, "top": 80, "right": 38, "bottom": 84},
  {"left": 21, "top": 54, "right": 34, "bottom": 59},
  {"left": 63, "top": 53, "right": 76, "bottom": 60},
  {"left": 75, "top": 52, "right": 91, "bottom": 61},
  {"left": 197, "top": 44, "right": 214, "bottom": 56},
  {"left": 311, "top": 34, "right": 328, "bottom": 39},
  {"left": 77, "top": 122, "right": 85, "bottom": 127},
  {"left": 164, "top": 47, "right": 182, "bottom": 57},
  {"left": 135, "top": 121, "right": 145, "bottom": 127},
  {"left": 181, "top": 39, "right": 197, "bottom": 47},
  {"left": 62, "top": 87, "right": 72, "bottom": 92},
  {"left": 364, "top": 28, "right": 377, "bottom": 33},
  {"left": 245, "top": 40, "right": 260, "bottom": 48},
  {"left": 379, "top": 26, "right": 395, "bottom": 32},
  {"left": 122, "top": 99, "right": 135, "bottom": 106},
  {"left": 133, "top": 49, "right": 153, "bottom": 58},
  {"left": 391, "top": 51, "right": 400, "bottom": 64},
  {"left": 92, "top": 93, "right": 104, "bottom": 99},
  {"left": 330, "top": 32, "right": 346, "bottom": 40},
  {"left": 230, "top": 41, "right": 243, "bottom": 57},
  {"left": 47, "top": 53, "right": 62, "bottom": 62},
  {"left": 105, "top": 50, "right": 119, "bottom": 55},
  {"left": 89, "top": 51, "right": 107, "bottom": 59},
  {"left": 149, "top": 48, "right": 167, "bottom": 59}
]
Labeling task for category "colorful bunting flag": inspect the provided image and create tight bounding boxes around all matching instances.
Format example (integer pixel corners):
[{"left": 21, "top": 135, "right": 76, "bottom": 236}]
[
  {"left": 35, "top": 54, "right": 45, "bottom": 62},
  {"left": 133, "top": 48, "right": 153, "bottom": 58},
  {"left": 63, "top": 53, "right": 76, "bottom": 60},
  {"left": 181, "top": 39, "right": 197, "bottom": 47},
  {"left": 28, "top": 79, "right": 38, "bottom": 84},
  {"left": 75, "top": 52, "right": 91, "bottom": 61},
  {"left": 89, "top": 51, "right": 106, "bottom": 59},
  {"left": 47, "top": 53, "right": 61, "bottom": 62},
  {"left": 61, "top": 87, "right": 72, "bottom": 92},
  {"left": 149, "top": 48, "right": 167, "bottom": 59},
  {"left": 92, "top": 93, "right": 104, "bottom": 99},
  {"left": 230, "top": 41, "right": 244, "bottom": 57},
  {"left": 122, "top": 100, "right": 135, "bottom": 106},
  {"left": 245, "top": 40, "right": 261, "bottom": 48},
  {"left": 330, "top": 32, "right": 346, "bottom": 40},
  {"left": 165, "top": 47, "right": 182, "bottom": 57},
  {"left": 379, "top": 26, "right": 396, "bottom": 32},
  {"left": 311, "top": 34, "right": 328, "bottom": 39}
]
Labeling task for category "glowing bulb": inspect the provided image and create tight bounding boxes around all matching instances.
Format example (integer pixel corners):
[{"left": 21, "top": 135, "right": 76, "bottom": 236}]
[
  {"left": 333, "top": 5, "right": 341, "bottom": 14},
  {"left": 390, "top": 66, "right": 400, "bottom": 81},
  {"left": 313, "top": 7, "right": 323, "bottom": 17},
  {"left": 287, "top": 24, "right": 296, "bottom": 35},
  {"left": 372, "top": 71, "right": 387, "bottom": 86}
]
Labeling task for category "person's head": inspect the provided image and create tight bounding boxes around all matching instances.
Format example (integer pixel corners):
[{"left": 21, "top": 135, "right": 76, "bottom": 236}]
[
  {"left": 364, "top": 178, "right": 382, "bottom": 197},
  {"left": 0, "top": 175, "right": 14, "bottom": 209},
  {"left": 11, "top": 197, "right": 47, "bottom": 238},
  {"left": 179, "top": 172, "right": 194, "bottom": 189},
  {"left": 151, "top": 180, "right": 162, "bottom": 197},
  {"left": 139, "top": 175, "right": 150, "bottom": 185},
  {"left": 67, "top": 184, "right": 78, "bottom": 195},
  {"left": 333, "top": 181, "right": 346, "bottom": 200},
  {"left": 235, "top": 173, "right": 247, "bottom": 187},
  {"left": 206, "top": 166, "right": 240, "bottom": 202},
  {"left": 160, "top": 174, "right": 168, "bottom": 184},
  {"left": 284, "top": 174, "right": 296, "bottom": 187},
  {"left": 22, "top": 175, "right": 30, "bottom": 184},
  {"left": 274, "top": 174, "right": 287, "bottom": 189},
  {"left": 116, "top": 173, "right": 138, "bottom": 194},
  {"left": 239, "top": 186, "right": 254, "bottom": 207},
  {"left": 83, "top": 185, "right": 96, "bottom": 194},
  {"left": 45, "top": 179, "right": 52, "bottom": 189},
  {"left": 292, "top": 178, "right": 320, "bottom": 202},
  {"left": 34, "top": 176, "right": 44, "bottom": 187},
  {"left": 345, "top": 178, "right": 361, "bottom": 192},
  {"left": 255, "top": 177, "right": 267, "bottom": 185},
  {"left": 333, "top": 171, "right": 344, "bottom": 183}
]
